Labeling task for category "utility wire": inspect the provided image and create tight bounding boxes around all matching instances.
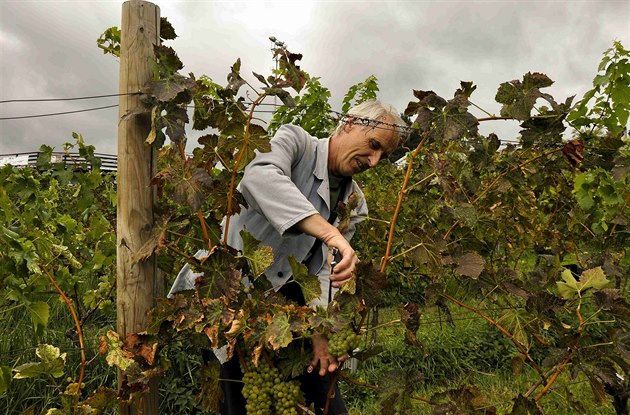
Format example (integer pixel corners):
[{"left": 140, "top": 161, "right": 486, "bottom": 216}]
[
  {"left": 0, "top": 97, "right": 623, "bottom": 152},
  {"left": 0, "top": 92, "right": 141, "bottom": 104},
  {"left": 0, "top": 104, "right": 118, "bottom": 120}
]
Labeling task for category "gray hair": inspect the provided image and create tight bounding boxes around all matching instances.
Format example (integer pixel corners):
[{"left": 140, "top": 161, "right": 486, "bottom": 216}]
[{"left": 332, "top": 100, "right": 407, "bottom": 141}]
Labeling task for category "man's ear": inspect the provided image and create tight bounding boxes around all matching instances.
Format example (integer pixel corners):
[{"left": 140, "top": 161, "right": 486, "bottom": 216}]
[{"left": 343, "top": 117, "right": 355, "bottom": 132}]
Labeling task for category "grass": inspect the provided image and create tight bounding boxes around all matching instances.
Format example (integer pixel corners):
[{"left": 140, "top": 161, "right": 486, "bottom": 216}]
[
  {"left": 341, "top": 306, "right": 617, "bottom": 415},
  {"left": 0, "top": 298, "right": 620, "bottom": 414}
]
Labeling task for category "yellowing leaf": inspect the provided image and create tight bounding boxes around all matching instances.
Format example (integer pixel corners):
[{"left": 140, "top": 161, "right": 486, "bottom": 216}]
[
  {"left": 578, "top": 267, "right": 609, "bottom": 291},
  {"left": 265, "top": 311, "right": 293, "bottom": 350},
  {"left": 13, "top": 345, "right": 66, "bottom": 379},
  {"left": 557, "top": 269, "right": 579, "bottom": 299},
  {"left": 145, "top": 106, "right": 159, "bottom": 145},
  {"left": 339, "top": 274, "right": 356, "bottom": 295},
  {"left": 103, "top": 331, "right": 135, "bottom": 372},
  {"left": 288, "top": 256, "right": 321, "bottom": 304},
  {"left": 239, "top": 230, "right": 274, "bottom": 278}
]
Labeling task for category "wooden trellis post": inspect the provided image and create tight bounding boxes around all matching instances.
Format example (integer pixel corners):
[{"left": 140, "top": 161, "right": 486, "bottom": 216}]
[{"left": 117, "top": 1, "right": 161, "bottom": 413}]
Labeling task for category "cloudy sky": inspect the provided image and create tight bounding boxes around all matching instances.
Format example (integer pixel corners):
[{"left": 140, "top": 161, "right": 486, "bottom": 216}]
[{"left": 1, "top": 0, "right": 628, "bottom": 156}]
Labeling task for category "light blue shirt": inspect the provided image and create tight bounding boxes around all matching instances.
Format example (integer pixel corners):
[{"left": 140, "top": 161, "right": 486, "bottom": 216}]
[{"left": 169, "top": 124, "right": 368, "bottom": 307}]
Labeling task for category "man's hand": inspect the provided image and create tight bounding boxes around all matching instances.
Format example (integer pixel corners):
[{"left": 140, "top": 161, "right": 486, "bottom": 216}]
[
  {"left": 293, "top": 214, "right": 359, "bottom": 288},
  {"left": 325, "top": 235, "right": 358, "bottom": 288},
  {"left": 308, "top": 334, "right": 348, "bottom": 376}
]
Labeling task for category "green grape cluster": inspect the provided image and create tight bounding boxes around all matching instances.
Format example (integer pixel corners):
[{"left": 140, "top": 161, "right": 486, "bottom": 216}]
[
  {"left": 328, "top": 328, "right": 361, "bottom": 358},
  {"left": 242, "top": 361, "right": 301, "bottom": 415},
  {"left": 271, "top": 380, "right": 301, "bottom": 415}
]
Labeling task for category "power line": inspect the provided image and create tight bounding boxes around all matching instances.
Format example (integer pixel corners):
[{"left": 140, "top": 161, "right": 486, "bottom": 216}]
[
  {"left": 0, "top": 92, "right": 141, "bottom": 104},
  {"left": 0, "top": 104, "right": 119, "bottom": 120}
]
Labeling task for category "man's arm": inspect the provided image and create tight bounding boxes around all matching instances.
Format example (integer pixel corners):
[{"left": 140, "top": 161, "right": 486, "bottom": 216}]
[{"left": 293, "top": 213, "right": 358, "bottom": 287}]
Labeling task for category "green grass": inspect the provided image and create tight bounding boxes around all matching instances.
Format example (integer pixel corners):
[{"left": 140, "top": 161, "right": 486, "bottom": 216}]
[
  {"left": 342, "top": 306, "right": 617, "bottom": 415},
  {"left": 0, "top": 300, "right": 620, "bottom": 414}
]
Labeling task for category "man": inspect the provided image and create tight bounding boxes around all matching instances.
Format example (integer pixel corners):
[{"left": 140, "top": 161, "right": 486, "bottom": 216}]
[{"left": 170, "top": 100, "right": 405, "bottom": 414}]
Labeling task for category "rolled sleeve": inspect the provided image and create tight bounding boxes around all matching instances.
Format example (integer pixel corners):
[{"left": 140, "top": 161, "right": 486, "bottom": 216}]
[{"left": 240, "top": 125, "right": 320, "bottom": 236}]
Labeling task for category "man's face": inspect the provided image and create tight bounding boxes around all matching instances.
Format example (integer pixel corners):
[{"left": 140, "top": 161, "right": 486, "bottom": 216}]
[{"left": 328, "top": 118, "right": 399, "bottom": 177}]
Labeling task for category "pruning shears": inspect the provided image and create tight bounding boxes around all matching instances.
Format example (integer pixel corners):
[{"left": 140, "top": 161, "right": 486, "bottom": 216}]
[{"left": 329, "top": 247, "right": 342, "bottom": 303}]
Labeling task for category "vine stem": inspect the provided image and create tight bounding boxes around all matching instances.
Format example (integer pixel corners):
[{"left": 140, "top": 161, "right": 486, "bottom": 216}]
[
  {"left": 477, "top": 116, "right": 513, "bottom": 122},
  {"left": 323, "top": 371, "right": 340, "bottom": 415},
  {"left": 380, "top": 133, "right": 428, "bottom": 272},
  {"left": 223, "top": 94, "right": 266, "bottom": 246},
  {"left": 441, "top": 293, "right": 547, "bottom": 384},
  {"left": 443, "top": 147, "right": 562, "bottom": 240},
  {"left": 535, "top": 303, "right": 584, "bottom": 401},
  {"left": 363, "top": 318, "right": 402, "bottom": 332},
  {"left": 197, "top": 209, "right": 212, "bottom": 251},
  {"left": 42, "top": 265, "right": 87, "bottom": 397}
]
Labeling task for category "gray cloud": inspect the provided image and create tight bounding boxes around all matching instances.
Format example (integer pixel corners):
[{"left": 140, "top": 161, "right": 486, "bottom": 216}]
[{"left": 1, "top": 0, "right": 628, "bottom": 156}]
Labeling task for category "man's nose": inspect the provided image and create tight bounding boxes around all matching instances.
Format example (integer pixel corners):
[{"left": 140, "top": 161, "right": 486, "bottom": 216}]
[{"left": 368, "top": 152, "right": 381, "bottom": 167}]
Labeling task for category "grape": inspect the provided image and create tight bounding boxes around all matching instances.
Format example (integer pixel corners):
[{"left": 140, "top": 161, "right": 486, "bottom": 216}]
[
  {"left": 328, "top": 328, "right": 361, "bottom": 358},
  {"left": 242, "top": 360, "right": 302, "bottom": 414}
]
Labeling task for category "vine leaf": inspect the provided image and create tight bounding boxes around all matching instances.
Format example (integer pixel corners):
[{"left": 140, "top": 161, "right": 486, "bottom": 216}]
[
  {"left": 562, "top": 139, "right": 585, "bottom": 167},
  {"left": 556, "top": 269, "right": 579, "bottom": 299},
  {"left": 252, "top": 71, "right": 270, "bottom": 87},
  {"left": 509, "top": 394, "right": 543, "bottom": 414},
  {"left": 336, "top": 191, "right": 361, "bottom": 235},
  {"left": 455, "top": 252, "right": 485, "bottom": 278},
  {"left": 123, "top": 333, "right": 158, "bottom": 366},
  {"left": 239, "top": 230, "right": 274, "bottom": 278},
  {"left": 354, "top": 262, "right": 387, "bottom": 308},
  {"left": 578, "top": 267, "right": 609, "bottom": 291},
  {"left": 133, "top": 215, "right": 171, "bottom": 263},
  {"left": 266, "top": 311, "right": 293, "bottom": 350},
  {"left": 526, "top": 292, "right": 565, "bottom": 316},
  {"left": 276, "top": 346, "right": 312, "bottom": 379},
  {"left": 145, "top": 106, "right": 160, "bottom": 145},
  {"left": 147, "top": 71, "right": 196, "bottom": 104},
  {"left": 398, "top": 302, "right": 428, "bottom": 356},
  {"left": 82, "top": 387, "right": 118, "bottom": 412},
  {"left": 234, "top": 123, "right": 271, "bottom": 169},
  {"left": 404, "top": 82, "right": 479, "bottom": 143},
  {"left": 202, "top": 297, "right": 229, "bottom": 347},
  {"left": 272, "top": 47, "right": 308, "bottom": 93},
  {"left": 13, "top": 344, "right": 66, "bottom": 379},
  {"left": 152, "top": 163, "right": 215, "bottom": 212},
  {"left": 557, "top": 267, "right": 609, "bottom": 299},
  {"left": 495, "top": 72, "right": 553, "bottom": 121},
  {"left": 264, "top": 87, "right": 296, "bottom": 107},
  {"left": 498, "top": 309, "right": 530, "bottom": 350},
  {"left": 27, "top": 301, "right": 50, "bottom": 334},
  {"left": 432, "top": 384, "right": 496, "bottom": 414},
  {"left": 195, "top": 246, "right": 242, "bottom": 302},
  {"left": 227, "top": 59, "right": 246, "bottom": 93},
  {"left": 452, "top": 203, "right": 478, "bottom": 227},
  {"left": 163, "top": 106, "right": 189, "bottom": 145},
  {"left": 159, "top": 17, "right": 177, "bottom": 41},
  {"left": 288, "top": 256, "right": 321, "bottom": 305},
  {"left": 151, "top": 45, "right": 183, "bottom": 77},
  {"left": 100, "top": 331, "right": 135, "bottom": 372}
]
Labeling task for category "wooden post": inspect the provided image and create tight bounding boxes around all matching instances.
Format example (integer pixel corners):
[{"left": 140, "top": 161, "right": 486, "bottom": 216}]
[{"left": 117, "top": 1, "right": 160, "bottom": 413}]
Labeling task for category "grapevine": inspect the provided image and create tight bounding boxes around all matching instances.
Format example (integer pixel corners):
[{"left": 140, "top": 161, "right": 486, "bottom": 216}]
[{"left": 1, "top": 14, "right": 628, "bottom": 415}]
